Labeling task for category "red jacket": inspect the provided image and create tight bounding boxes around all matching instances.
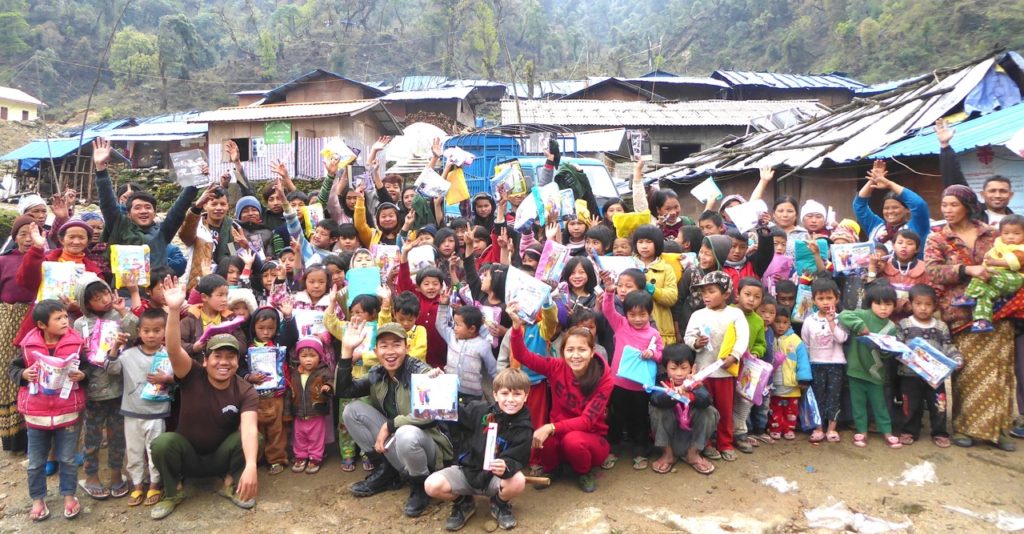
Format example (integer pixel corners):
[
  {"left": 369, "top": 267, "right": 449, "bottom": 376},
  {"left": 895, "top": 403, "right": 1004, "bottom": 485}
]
[
  {"left": 396, "top": 261, "right": 445, "bottom": 368},
  {"left": 511, "top": 327, "right": 612, "bottom": 436},
  {"left": 13, "top": 246, "right": 102, "bottom": 346},
  {"left": 16, "top": 328, "right": 86, "bottom": 429},
  {"left": 474, "top": 226, "right": 502, "bottom": 271}
]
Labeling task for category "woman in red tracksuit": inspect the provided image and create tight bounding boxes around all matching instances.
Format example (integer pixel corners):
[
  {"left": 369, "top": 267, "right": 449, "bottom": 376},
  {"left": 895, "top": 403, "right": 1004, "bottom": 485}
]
[{"left": 509, "top": 310, "right": 613, "bottom": 493}]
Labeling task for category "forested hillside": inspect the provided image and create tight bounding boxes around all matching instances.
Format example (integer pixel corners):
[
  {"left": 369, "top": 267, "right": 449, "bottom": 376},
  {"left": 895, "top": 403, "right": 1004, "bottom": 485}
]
[{"left": 1, "top": 0, "right": 1023, "bottom": 119}]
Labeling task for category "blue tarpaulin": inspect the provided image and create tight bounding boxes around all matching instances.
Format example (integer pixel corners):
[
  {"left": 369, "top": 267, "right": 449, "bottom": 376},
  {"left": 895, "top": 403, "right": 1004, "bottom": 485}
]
[{"left": 1, "top": 137, "right": 95, "bottom": 162}]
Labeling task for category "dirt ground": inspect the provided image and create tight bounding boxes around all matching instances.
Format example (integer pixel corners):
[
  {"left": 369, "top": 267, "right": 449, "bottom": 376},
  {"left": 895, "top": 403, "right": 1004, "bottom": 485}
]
[{"left": 0, "top": 431, "right": 1021, "bottom": 533}]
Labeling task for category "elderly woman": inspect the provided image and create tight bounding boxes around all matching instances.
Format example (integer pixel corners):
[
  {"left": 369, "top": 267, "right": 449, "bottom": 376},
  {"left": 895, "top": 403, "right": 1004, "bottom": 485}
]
[
  {"left": 854, "top": 161, "right": 932, "bottom": 254},
  {"left": 0, "top": 216, "right": 41, "bottom": 452},
  {"left": 924, "top": 185, "right": 1016, "bottom": 451}
]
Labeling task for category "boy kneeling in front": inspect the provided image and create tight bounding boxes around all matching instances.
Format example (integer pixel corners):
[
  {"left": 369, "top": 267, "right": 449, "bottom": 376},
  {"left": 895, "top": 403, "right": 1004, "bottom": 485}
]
[{"left": 425, "top": 369, "right": 532, "bottom": 531}]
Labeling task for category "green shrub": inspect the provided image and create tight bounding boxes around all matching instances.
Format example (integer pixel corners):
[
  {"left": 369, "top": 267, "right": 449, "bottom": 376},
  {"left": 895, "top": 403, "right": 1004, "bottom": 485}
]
[{"left": 0, "top": 208, "right": 16, "bottom": 241}]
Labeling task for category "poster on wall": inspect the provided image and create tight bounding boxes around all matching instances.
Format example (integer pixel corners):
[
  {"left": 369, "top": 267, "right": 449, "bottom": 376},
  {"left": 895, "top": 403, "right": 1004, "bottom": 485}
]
[
  {"left": 960, "top": 146, "right": 1024, "bottom": 215},
  {"left": 264, "top": 121, "right": 292, "bottom": 144}
]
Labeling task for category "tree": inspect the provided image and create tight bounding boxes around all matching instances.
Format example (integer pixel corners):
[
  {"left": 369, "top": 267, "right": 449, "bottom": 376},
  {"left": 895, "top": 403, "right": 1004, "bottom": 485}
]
[
  {"left": 0, "top": 0, "right": 30, "bottom": 57},
  {"left": 467, "top": 1, "right": 499, "bottom": 78},
  {"left": 109, "top": 27, "right": 159, "bottom": 88},
  {"left": 157, "top": 14, "right": 206, "bottom": 110}
]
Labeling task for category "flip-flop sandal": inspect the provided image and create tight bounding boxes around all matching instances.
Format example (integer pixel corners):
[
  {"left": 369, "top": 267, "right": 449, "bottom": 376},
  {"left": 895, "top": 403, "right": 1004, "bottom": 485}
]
[
  {"left": 826, "top": 431, "right": 841, "bottom": 443},
  {"left": 650, "top": 460, "right": 674, "bottom": 474},
  {"left": 144, "top": 489, "right": 163, "bottom": 506},
  {"left": 64, "top": 496, "right": 82, "bottom": 519},
  {"left": 360, "top": 457, "right": 374, "bottom": 471},
  {"left": 720, "top": 449, "right": 737, "bottom": 462},
  {"left": 127, "top": 489, "right": 145, "bottom": 507},
  {"left": 702, "top": 447, "right": 722, "bottom": 460},
  {"left": 340, "top": 458, "right": 356, "bottom": 472},
  {"left": 268, "top": 463, "right": 285, "bottom": 475},
  {"left": 899, "top": 433, "right": 915, "bottom": 445},
  {"left": 632, "top": 456, "right": 649, "bottom": 470},
  {"left": 527, "top": 464, "right": 545, "bottom": 477},
  {"left": 753, "top": 434, "right": 776, "bottom": 444},
  {"left": 853, "top": 433, "right": 867, "bottom": 448},
  {"left": 600, "top": 453, "right": 618, "bottom": 470},
  {"left": 687, "top": 458, "right": 715, "bottom": 475},
  {"left": 306, "top": 461, "right": 322, "bottom": 474},
  {"left": 932, "top": 436, "right": 951, "bottom": 448},
  {"left": 78, "top": 479, "right": 110, "bottom": 500},
  {"left": 769, "top": 432, "right": 782, "bottom": 440},
  {"left": 885, "top": 435, "right": 903, "bottom": 449},
  {"left": 30, "top": 502, "right": 50, "bottom": 522},
  {"left": 809, "top": 430, "right": 826, "bottom": 443},
  {"left": 783, "top": 431, "right": 796, "bottom": 440},
  {"left": 110, "top": 479, "right": 131, "bottom": 499}
]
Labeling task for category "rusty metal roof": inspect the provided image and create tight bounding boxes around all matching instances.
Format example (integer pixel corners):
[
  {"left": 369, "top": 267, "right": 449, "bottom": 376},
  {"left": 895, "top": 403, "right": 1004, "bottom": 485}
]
[{"left": 188, "top": 100, "right": 403, "bottom": 135}]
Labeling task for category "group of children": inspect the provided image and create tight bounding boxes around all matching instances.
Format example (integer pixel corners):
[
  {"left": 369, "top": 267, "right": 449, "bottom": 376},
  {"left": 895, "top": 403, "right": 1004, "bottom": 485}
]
[{"left": 7, "top": 136, "right": 981, "bottom": 529}]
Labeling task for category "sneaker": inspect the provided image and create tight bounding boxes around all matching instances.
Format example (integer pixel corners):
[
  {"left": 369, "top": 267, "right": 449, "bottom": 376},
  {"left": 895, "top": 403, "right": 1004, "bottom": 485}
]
[
  {"left": 578, "top": 471, "right": 598, "bottom": 493},
  {"left": 268, "top": 463, "right": 284, "bottom": 476},
  {"left": 150, "top": 495, "right": 183, "bottom": 520},
  {"left": 445, "top": 496, "right": 477, "bottom": 531},
  {"left": 1010, "top": 426, "right": 1024, "bottom": 439},
  {"left": 351, "top": 459, "right": 401, "bottom": 497},
  {"left": 490, "top": 495, "right": 517, "bottom": 530},
  {"left": 291, "top": 459, "right": 307, "bottom": 473},
  {"left": 971, "top": 320, "right": 993, "bottom": 333}
]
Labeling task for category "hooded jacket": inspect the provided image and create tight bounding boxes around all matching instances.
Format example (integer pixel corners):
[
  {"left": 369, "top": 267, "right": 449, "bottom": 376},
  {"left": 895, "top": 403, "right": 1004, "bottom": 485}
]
[
  {"left": 354, "top": 197, "right": 403, "bottom": 248},
  {"left": 771, "top": 327, "right": 812, "bottom": 398},
  {"left": 642, "top": 257, "right": 679, "bottom": 345},
  {"left": 436, "top": 303, "right": 497, "bottom": 397},
  {"left": 679, "top": 234, "right": 732, "bottom": 326},
  {"left": 454, "top": 400, "right": 533, "bottom": 490},
  {"left": 179, "top": 303, "right": 246, "bottom": 361},
  {"left": 334, "top": 354, "right": 454, "bottom": 470},
  {"left": 472, "top": 193, "right": 497, "bottom": 231},
  {"left": 72, "top": 273, "right": 139, "bottom": 402},
  {"left": 11, "top": 327, "right": 87, "bottom": 429}
]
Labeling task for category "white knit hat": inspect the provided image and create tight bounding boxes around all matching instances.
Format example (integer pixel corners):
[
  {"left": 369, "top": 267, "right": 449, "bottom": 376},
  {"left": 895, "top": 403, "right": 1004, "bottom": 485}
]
[
  {"left": 17, "top": 194, "right": 45, "bottom": 215},
  {"left": 800, "top": 199, "right": 826, "bottom": 220}
]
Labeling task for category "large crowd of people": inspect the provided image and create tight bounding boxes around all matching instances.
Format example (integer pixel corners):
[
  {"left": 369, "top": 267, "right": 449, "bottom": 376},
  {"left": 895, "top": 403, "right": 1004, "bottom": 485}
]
[{"left": 0, "top": 119, "right": 1020, "bottom": 529}]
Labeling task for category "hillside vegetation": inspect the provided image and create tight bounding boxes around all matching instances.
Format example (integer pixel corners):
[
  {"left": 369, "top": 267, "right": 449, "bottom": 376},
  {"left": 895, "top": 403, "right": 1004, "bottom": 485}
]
[{"left": 0, "top": 0, "right": 1022, "bottom": 118}]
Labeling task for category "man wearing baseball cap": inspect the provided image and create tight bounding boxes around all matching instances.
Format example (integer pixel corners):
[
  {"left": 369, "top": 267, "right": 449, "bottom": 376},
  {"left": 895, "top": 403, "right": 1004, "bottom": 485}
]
[
  {"left": 148, "top": 278, "right": 262, "bottom": 520},
  {"left": 337, "top": 320, "right": 453, "bottom": 518}
]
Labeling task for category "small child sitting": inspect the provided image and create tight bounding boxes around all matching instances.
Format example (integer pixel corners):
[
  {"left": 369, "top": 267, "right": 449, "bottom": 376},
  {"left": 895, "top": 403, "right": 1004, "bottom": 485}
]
[
  {"left": 425, "top": 368, "right": 533, "bottom": 531},
  {"left": 286, "top": 337, "right": 334, "bottom": 474},
  {"left": 436, "top": 291, "right": 497, "bottom": 402},
  {"left": 959, "top": 214, "right": 1024, "bottom": 332},
  {"left": 648, "top": 345, "right": 718, "bottom": 476},
  {"left": 767, "top": 307, "right": 811, "bottom": 440}
]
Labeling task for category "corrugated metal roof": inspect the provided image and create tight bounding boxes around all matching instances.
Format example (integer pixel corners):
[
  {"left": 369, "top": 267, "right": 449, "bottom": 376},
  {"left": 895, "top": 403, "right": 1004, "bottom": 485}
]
[
  {"left": 500, "top": 99, "right": 827, "bottom": 127},
  {"left": 58, "top": 118, "right": 136, "bottom": 138},
  {"left": 558, "top": 78, "right": 667, "bottom": 101},
  {"left": 399, "top": 76, "right": 450, "bottom": 92},
  {"left": 712, "top": 70, "right": 866, "bottom": 90},
  {"left": 261, "top": 69, "right": 385, "bottom": 103},
  {"left": 873, "top": 102, "right": 1024, "bottom": 158},
  {"left": 557, "top": 128, "right": 626, "bottom": 153},
  {"left": 626, "top": 74, "right": 729, "bottom": 88},
  {"left": 188, "top": 100, "right": 404, "bottom": 136},
  {"left": 855, "top": 74, "right": 932, "bottom": 96},
  {"left": 0, "top": 86, "right": 44, "bottom": 106},
  {"left": 649, "top": 55, "right": 1004, "bottom": 183},
  {"left": 506, "top": 80, "right": 590, "bottom": 99},
  {"left": 103, "top": 121, "right": 207, "bottom": 142},
  {"left": 1, "top": 137, "right": 95, "bottom": 161},
  {"left": 382, "top": 87, "right": 479, "bottom": 103}
]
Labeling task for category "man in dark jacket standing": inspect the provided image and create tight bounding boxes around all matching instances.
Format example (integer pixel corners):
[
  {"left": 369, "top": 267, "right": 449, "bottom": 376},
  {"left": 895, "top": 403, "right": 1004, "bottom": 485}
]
[
  {"left": 336, "top": 321, "right": 454, "bottom": 518},
  {"left": 93, "top": 138, "right": 197, "bottom": 269}
]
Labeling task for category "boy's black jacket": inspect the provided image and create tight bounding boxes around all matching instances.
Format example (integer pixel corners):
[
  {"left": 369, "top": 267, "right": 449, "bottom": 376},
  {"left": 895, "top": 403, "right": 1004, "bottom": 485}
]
[{"left": 454, "top": 400, "right": 533, "bottom": 490}]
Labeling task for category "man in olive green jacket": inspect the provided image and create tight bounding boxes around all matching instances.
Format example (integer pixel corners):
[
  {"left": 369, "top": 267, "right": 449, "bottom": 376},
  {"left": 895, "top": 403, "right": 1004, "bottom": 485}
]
[{"left": 336, "top": 321, "right": 453, "bottom": 518}]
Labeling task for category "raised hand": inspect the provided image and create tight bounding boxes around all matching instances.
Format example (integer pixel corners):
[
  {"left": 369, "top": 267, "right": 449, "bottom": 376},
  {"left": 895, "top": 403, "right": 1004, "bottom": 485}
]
[
  {"left": 403, "top": 209, "right": 415, "bottom": 230},
  {"left": 935, "top": 118, "right": 954, "bottom": 148},
  {"left": 759, "top": 167, "right": 775, "bottom": 183},
  {"left": 123, "top": 270, "right": 140, "bottom": 292},
  {"left": 342, "top": 319, "right": 368, "bottom": 353},
  {"left": 544, "top": 220, "right": 560, "bottom": 242},
  {"left": 496, "top": 227, "right": 510, "bottom": 250},
  {"left": 371, "top": 136, "right": 392, "bottom": 153},
  {"left": 270, "top": 159, "right": 289, "bottom": 180},
  {"left": 112, "top": 294, "right": 127, "bottom": 315},
  {"left": 231, "top": 226, "right": 250, "bottom": 251},
  {"left": 118, "top": 184, "right": 133, "bottom": 206},
  {"left": 162, "top": 276, "right": 186, "bottom": 309},
  {"left": 600, "top": 269, "right": 615, "bottom": 293},
  {"left": 27, "top": 223, "right": 45, "bottom": 249},
  {"left": 506, "top": 302, "right": 524, "bottom": 330},
  {"left": 92, "top": 138, "right": 112, "bottom": 170},
  {"left": 238, "top": 247, "right": 255, "bottom": 267},
  {"left": 431, "top": 137, "right": 443, "bottom": 158},
  {"left": 224, "top": 140, "right": 240, "bottom": 163},
  {"left": 324, "top": 156, "right": 341, "bottom": 177},
  {"left": 279, "top": 296, "right": 293, "bottom": 319}
]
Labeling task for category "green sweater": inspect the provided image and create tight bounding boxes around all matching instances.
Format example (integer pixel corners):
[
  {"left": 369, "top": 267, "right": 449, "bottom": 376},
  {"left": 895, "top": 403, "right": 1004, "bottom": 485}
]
[
  {"left": 739, "top": 307, "right": 766, "bottom": 359},
  {"left": 837, "top": 309, "right": 900, "bottom": 385}
]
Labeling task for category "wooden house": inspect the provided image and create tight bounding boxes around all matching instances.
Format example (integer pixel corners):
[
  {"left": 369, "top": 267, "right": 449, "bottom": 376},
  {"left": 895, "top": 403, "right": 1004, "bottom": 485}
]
[{"left": 191, "top": 70, "right": 403, "bottom": 181}]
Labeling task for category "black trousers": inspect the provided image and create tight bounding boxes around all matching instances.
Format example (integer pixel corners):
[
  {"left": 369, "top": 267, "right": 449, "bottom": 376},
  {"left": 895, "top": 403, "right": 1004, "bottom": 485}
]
[
  {"left": 894, "top": 376, "right": 948, "bottom": 440},
  {"left": 607, "top": 386, "right": 652, "bottom": 456}
]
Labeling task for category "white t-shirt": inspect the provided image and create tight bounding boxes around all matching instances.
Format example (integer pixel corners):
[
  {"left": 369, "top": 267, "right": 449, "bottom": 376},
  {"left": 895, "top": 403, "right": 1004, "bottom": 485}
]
[{"left": 987, "top": 209, "right": 1007, "bottom": 225}]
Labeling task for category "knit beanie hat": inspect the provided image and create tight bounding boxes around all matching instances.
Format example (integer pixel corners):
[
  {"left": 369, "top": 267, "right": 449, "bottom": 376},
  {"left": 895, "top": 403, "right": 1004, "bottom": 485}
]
[
  {"left": 702, "top": 235, "right": 732, "bottom": 269},
  {"left": 57, "top": 218, "right": 94, "bottom": 241},
  {"left": 234, "top": 196, "right": 262, "bottom": 220},
  {"left": 942, "top": 185, "right": 982, "bottom": 219},
  {"left": 296, "top": 336, "right": 325, "bottom": 359},
  {"left": 80, "top": 211, "right": 103, "bottom": 223},
  {"left": 10, "top": 214, "right": 35, "bottom": 238},
  {"left": 17, "top": 194, "right": 45, "bottom": 215},
  {"left": 800, "top": 199, "right": 826, "bottom": 220},
  {"left": 830, "top": 218, "right": 861, "bottom": 244}
]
